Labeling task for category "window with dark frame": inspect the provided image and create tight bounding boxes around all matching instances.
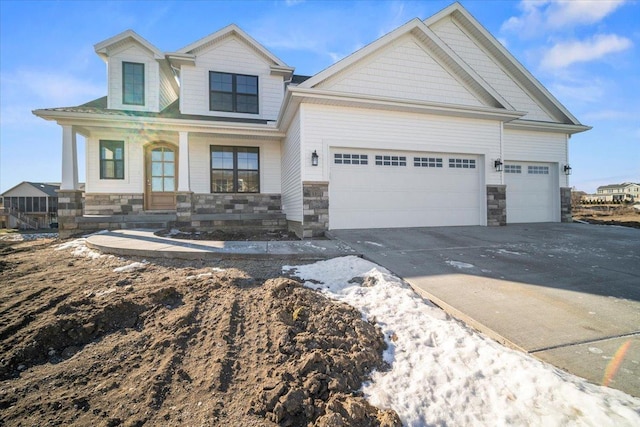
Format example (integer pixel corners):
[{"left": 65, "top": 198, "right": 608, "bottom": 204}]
[
  {"left": 122, "top": 62, "right": 145, "bottom": 105},
  {"left": 209, "top": 72, "right": 258, "bottom": 114},
  {"left": 211, "top": 146, "right": 260, "bottom": 193},
  {"left": 100, "top": 140, "right": 125, "bottom": 179}
]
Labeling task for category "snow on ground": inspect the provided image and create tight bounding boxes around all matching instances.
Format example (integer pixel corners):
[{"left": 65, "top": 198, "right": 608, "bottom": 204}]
[
  {"left": 113, "top": 261, "right": 148, "bottom": 273},
  {"left": 284, "top": 256, "right": 640, "bottom": 426},
  {"left": 55, "top": 238, "right": 103, "bottom": 259},
  {"left": 0, "top": 232, "right": 58, "bottom": 241}
]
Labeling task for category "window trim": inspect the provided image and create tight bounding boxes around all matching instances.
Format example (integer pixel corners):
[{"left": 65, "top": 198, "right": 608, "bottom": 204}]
[
  {"left": 209, "top": 71, "right": 259, "bottom": 114},
  {"left": 122, "top": 62, "right": 145, "bottom": 106},
  {"left": 210, "top": 145, "right": 260, "bottom": 193},
  {"left": 100, "top": 140, "right": 125, "bottom": 180}
]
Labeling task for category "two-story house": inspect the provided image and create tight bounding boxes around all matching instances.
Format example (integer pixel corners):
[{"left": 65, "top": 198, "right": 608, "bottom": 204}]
[
  {"left": 34, "top": 3, "right": 590, "bottom": 238},
  {"left": 595, "top": 182, "right": 640, "bottom": 203}
]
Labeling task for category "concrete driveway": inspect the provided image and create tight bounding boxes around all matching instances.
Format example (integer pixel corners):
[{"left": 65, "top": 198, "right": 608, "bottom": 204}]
[{"left": 329, "top": 223, "right": 640, "bottom": 397}]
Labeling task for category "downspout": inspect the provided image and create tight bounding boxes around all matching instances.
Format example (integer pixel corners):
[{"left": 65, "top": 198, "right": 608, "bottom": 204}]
[
  {"left": 499, "top": 122, "right": 504, "bottom": 185},
  {"left": 565, "top": 134, "right": 570, "bottom": 188}
]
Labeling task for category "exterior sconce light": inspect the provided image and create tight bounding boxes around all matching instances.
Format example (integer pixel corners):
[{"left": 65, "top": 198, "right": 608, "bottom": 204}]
[
  {"left": 563, "top": 164, "right": 572, "bottom": 175},
  {"left": 494, "top": 159, "right": 503, "bottom": 172},
  {"left": 311, "top": 150, "right": 319, "bottom": 166}
]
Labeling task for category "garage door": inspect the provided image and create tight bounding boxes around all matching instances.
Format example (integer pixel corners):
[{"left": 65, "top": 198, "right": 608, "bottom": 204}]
[
  {"left": 329, "top": 149, "right": 483, "bottom": 229},
  {"left": 505, "top": 162, "right": 557, "bottom": 223}
]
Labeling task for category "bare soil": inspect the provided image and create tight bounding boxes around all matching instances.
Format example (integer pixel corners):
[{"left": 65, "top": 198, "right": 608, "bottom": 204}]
[
  {"left": 0, "top": 239, "right": 400, "bottom": 426},
  {"left": 573, "top": 206, "right": 640, "bottom": 229},
  {"left": 155, "top": 229, "right": 304, "bottom": 241}
]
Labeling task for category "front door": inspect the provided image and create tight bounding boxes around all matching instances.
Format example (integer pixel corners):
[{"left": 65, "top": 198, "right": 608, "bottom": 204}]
[{"left": 145, "top": 143, "right": 177, "bottom": 210}]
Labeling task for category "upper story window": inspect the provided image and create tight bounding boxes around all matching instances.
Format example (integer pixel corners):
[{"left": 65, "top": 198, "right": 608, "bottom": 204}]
[
  {"left": 209, "top": 72, "right": 258, "bottom": 114},
  {"left": 122, "top": 62, "right": 145, "bottom": 105},
  {"left": 100, "top": 140, "right": 125, "bottom": 179}
]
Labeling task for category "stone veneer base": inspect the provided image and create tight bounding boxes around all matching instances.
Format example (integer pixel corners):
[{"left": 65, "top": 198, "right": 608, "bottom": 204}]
[
  {"left": 560, "top": 187, "right": 572, "bottom": 223},
  {"left": 486, "top": 185, "right": 507, "bottom": 226},
  {"left": 302, "top": 182, "right": 329, "bottom": 238}
]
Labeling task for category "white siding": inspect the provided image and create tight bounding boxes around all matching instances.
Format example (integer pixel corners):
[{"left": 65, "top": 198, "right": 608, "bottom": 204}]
[
  {"left": 107, "top": 44, "right": 160, "bottom": 112},
  {"left": 159, "top": 63, "right": 178, "bottom": 111},
  {"left": 320, "top": 35, "right": 483, "bottom": 107},
  {"left": 430, "top": 18, "right": 554, "bottom": 122},
  {"left": 281, "top": 111, "right": 303, "bottom": 222},
  {"left": 503, "top": 128, "right": 568, "bottom": 187},
  {"left": 188, "top": 135, "right": 281, "bottom": 194},
  {"left": 180, "top": 37, "right": 284, "bottom": 120},
  {"left": 301, "top": 103, "right": 502, "bottom": 185},
  {"left": 84, "top": 131, "right": 152, "bottom": 194}
]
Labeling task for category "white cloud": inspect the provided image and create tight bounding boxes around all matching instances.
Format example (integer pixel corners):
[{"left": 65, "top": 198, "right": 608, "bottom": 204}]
[
  {"left": 541, "top": 33, "right": 632, "bottom": 69},
  {"left": 501, "top": 0, "right": 627, "bottom": 36},
  {"left": 582, "top": 110, "right": 639, "bottom": 121},
  {"left": 548, "top": 77, "right": 607, "bottom": 104}
]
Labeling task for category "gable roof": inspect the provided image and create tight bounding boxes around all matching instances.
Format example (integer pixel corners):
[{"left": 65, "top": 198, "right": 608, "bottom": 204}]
[
  {"left": 424, "top": 3, "right": 582, "bottom": 126},
  {"left": 175, "top": 24, "right": 293, "bottom": 72},
  {"left": 298, "top": 17, "right": 512, "bottom": 111},
  {"left": 1, "top": 182, "right": 59, "bottom": 197},
  {"left": 94, "top": 29, "right": 163, "bottom": 60},
  {"left": 598, "top": 182, "right": 640, "bottom": 191}
]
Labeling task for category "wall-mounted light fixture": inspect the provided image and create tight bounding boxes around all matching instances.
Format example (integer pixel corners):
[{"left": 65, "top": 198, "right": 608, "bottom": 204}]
[
  {"left": 494, "top": 159, "right": 503, "bottom": 172},
  {"left": 563, "top": 164, "right": 572, "bottom": 175},
  {"left": 311, "top": 150, "right": 319, "bottom": 166}
]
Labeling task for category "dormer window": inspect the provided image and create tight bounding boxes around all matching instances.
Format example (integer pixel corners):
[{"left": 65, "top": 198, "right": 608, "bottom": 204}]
[
  {"left": 209, "top": 72, "right": 258, "bottom": 114},
  {"left": 122, "top": 62, "right": 145, "bottom": 106}
]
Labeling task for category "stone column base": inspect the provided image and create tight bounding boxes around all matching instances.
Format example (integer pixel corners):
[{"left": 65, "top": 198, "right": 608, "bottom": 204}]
[
  {"left": 560, "top": 187, "right": 572, "bottom": 223},
  {"left": 175, "top": 192, "right": 194, "bottom": 228},
  {"left": 302, "top": 181, "right": 329, "bottom": 238},
  {"left": 56, "top": 190, "right": 84, "bottom": 238},
  {"left": 487, "top": 185, "right": 506, "bottom": 226}
]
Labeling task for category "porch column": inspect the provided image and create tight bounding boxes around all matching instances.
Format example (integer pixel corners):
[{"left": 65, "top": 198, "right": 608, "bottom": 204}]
[
  {"left": 178, "top": 131, "right": 190, "bottom": 192},
  {"left": 61, "top": 125, "right": 79, "bottom": 190}
]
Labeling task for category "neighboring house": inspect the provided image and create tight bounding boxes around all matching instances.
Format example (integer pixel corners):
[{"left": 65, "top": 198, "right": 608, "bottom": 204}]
[
  {"left": 33, "top": 2, "right": 590, "bottom": 238},
  {"left": 0, "top": 182, "right": 61, "bottom": 229},
  {"left": 583, "top": 182, "right": 640, "bottom": 203}
]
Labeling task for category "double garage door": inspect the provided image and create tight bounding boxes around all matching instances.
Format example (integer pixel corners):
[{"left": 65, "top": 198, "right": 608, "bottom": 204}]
[
  {"left": 329, "top": 149, "right": 483, "bottom": 229},
  {"left": 505, "top": 162, "right": 557, "bottom": 223}
]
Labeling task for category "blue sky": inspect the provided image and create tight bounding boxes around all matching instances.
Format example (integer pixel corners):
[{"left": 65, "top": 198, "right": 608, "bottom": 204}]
[{"left": 1, "top": 0, "right": 638, "bottom": 194}]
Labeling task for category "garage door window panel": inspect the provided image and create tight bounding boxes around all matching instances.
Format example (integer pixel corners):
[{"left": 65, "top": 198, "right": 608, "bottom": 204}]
[
  {"left": 449, "top": 158, "right": 476, "bottom": 169},
  {"left": 505, "top": 164, "right": 521, "bottom": 174},
  {"left": 528, "top": 166, "right": 549, "bottom": 175},
  {"left": 375, "top": 155, "right": 406, "bottom": 166},
  {"left": 334, "top": 153, "right": 368, "bottom": 165},
  {"left": 414, "top": 157, "right": 443, "bottom": 168}
]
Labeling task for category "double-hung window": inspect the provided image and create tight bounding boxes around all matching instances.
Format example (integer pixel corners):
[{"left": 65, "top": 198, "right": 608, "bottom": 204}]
[
  {"left": 211, "top": 146, "right": 259, "bottom": 193},
  {"left": 209, "top": 72, "right": 258, "bottom": 114},
  {"left": 122, "top": 62, "right": 145, "bottom": 105},
  {"left": 100, "top": 140, "right": 125, "bottom": 179}
]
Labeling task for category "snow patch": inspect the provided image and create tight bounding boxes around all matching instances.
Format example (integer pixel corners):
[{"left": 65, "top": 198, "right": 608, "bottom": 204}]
[
  {"left": 364, "top": 241, "right": 384, "bottom": 247},
  {"left": 113, "top": 262, "right": 147, "bottom": 273},
  {"left": 445, "top": 260, "right": 474, "bottom": 269},
  {"left": 55, "top": 238, "right": 103, "bottom": 259},
  {"left": 285, "top": 256, "right": 640, "bottom": 426}
]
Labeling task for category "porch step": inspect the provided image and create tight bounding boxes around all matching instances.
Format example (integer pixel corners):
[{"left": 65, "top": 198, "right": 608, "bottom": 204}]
[{"left": 76, "top": 214, "right": 176, "bottom": 231}]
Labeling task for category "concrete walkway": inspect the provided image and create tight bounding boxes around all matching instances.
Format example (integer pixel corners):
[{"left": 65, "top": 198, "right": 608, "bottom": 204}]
[
  {"left": 86, "top": 229, "right": 358, "bottom": 260},
  {"left": 329, "top": 223, "right": 640, "bottom": 397}
]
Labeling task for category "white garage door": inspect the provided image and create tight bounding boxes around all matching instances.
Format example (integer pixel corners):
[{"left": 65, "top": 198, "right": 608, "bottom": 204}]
[
  {"left": 329, "top": 149, "right": 483, "bottom": 229},
  {"left": 505, "top": 162, "right": 557, "bottom": 223}
]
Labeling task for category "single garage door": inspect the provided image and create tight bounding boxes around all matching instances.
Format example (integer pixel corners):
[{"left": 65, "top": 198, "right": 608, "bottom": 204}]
[
  {"left": 329, "top": 149, "right": 483, "bottom": 229},
  {"left": 505, "top": 162, "right": 557, "bottom": 223}
]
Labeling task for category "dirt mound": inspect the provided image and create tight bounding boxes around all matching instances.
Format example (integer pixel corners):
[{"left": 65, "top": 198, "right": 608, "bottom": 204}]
[{"left": 0, "top": 239, "right": 400, "bottom": 426}]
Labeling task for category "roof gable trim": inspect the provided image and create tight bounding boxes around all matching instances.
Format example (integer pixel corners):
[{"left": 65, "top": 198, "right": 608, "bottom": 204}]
[{"left": 94, "top": 29, "right": 163, "bottom": 60}]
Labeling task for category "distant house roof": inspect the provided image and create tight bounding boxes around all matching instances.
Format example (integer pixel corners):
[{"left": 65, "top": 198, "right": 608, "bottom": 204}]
[
  {"left": 291, "top": 74, "right": 312, "bottom": 84},
  {"left": 597, "top": 182, "right": 640, "bottom": 191},
  {"left": 1, "top": 182, "right": 85, "bottom": 197},
  {"left": 36, "top": 96, "right": 272, "bottom": 125}
]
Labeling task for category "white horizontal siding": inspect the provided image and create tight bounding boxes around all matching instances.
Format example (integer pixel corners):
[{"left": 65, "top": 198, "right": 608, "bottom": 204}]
[
  {"left": 503, "top": 128, "right": 568, "bottom": 187},
  {"left": 107, "top": 44, "right": 160, "bottom": 112},
  {"left": 180, "top": 37, "right": 284, "bottom": 120},
  {"left": 430, "top": 18, "right": 554, "bottom": 122},
  {"left": 84, "top": 132, "right": 150, "bottom": 194},
  {"left": 280, "top": 111, "right": 303, "bottom": 222},
  {"left": 159, "top": 63, "right": 178, "bottom": 110},
  {"left": 321, "top": 35, "right": 482, "bottom": 107},
  {"left": 188, "top": 134, "right": 281, "bottom": 194},
  {"left": 2, "top": 183, "right": 49, "bottom": 197},
  {"left": 301, "top": 103, "right": 501, "bottom": 185}
]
